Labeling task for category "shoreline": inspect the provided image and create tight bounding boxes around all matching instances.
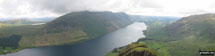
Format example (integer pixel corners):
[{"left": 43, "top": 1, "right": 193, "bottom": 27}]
[{"left": 0, "top": 35, "right": 102, "bottom": 55}]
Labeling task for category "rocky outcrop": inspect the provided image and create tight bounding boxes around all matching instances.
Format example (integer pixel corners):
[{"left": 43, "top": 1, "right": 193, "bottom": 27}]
[{"left": 118, "top": 42, "right": 159, "bottom": 56}]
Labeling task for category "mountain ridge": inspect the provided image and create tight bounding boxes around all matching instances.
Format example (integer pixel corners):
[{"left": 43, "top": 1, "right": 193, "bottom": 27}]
[
  {"left": 19, "top": 11, "right": 134, "bottom": 47},
  {"left": 138, "top": 13, "right": 215, "bottom": 56}
]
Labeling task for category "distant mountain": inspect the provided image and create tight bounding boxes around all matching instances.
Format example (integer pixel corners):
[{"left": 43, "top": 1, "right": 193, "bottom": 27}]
[
  {"left": 19, "top": 11, "right": 134, "bottom": 47},
  {"left": 0, "top": 17, "right": 56, "bottom": 24},
  {"left": 0, "top": 18, "right": 14, "bottom": 21},
  {"left": 129, "top": 15, "right": 180, "bottom": 37},
  {"left": 0, "top": 19, "right": 42, "bottom": 25},
  {"left": 130, "top": 15, "right": 180, "bottom": 24}
]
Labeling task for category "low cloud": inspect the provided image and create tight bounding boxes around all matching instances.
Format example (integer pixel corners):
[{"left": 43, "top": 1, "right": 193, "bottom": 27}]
[{"left": 0, "top": 0, "right": 215, "bottom": 18}]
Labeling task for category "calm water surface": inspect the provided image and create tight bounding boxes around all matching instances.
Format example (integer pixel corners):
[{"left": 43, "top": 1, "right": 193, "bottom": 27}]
[{"left": 4, "top": 22, "right": 147, "bottom": 56}]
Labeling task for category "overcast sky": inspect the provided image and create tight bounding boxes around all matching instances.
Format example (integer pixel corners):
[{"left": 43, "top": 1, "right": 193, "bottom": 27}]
[{"left": 0, "top": 0, "right": 215, "bottom": 19}]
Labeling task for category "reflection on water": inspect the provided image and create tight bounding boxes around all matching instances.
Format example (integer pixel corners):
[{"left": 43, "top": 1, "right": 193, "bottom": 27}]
[
  {"left": 5, "top": 22, "right": 147, "bottom": 56},
  {"left": 31, "top": 23, "right": 46, "bottom": 25}
]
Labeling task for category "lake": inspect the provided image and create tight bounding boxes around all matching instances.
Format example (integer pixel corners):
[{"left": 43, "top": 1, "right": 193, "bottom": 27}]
[{"left": 4, "top": 22, "right": 147, "bottom": 56}]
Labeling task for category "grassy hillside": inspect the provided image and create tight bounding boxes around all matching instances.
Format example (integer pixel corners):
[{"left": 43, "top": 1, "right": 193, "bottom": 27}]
[
  {"left": 0, "top": 20, "right": 44, "bottom": 54},
  {"left": 106, "top": 42, "right": 159, "bottom": 56},
  {"left": 144, "top": 14, "right": 215, "bottom": 42},
  {"left": 165, "top": 14, "right": 215, "bottom": 42},
  {"left": 0, "top": 23, "right": 9, "bottom": 28},
  {"left": 137, "top": 14, "right": 215, "bottom": 56},
  {"left": 0, "top": 11, "right": 134, "bottom": 54},
  {"left": 107, "top": 14, "right": 215, "bottom": 56},
  {"left": 19, "top": 11, "right": 134, "bottom": 47},
  {"left": 0, "top": 25, "right": 42, "bottom": 54}
]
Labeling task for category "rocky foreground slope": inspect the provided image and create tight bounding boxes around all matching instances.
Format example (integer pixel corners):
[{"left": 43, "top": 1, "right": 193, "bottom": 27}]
[{"left": 106, "top": 42, "right": 159, "bottom": 56}]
